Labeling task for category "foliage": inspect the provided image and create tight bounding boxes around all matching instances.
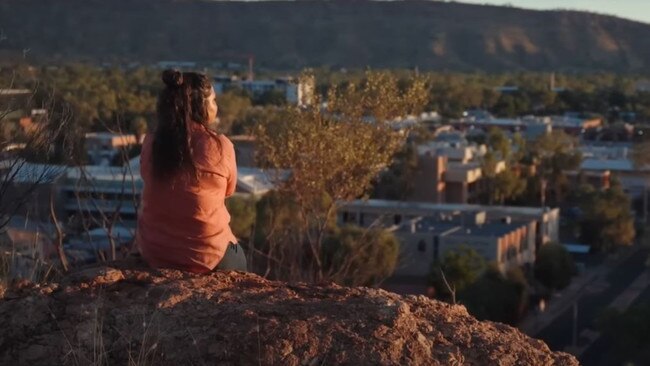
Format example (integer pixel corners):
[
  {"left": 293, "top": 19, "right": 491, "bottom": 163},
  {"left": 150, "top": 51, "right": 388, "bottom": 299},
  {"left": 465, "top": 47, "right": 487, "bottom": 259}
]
[
  {"left": 225, "top": 195, "right": 257, "bottom": 241},
  {"left": 492, "top": 169, "right": 527, "bottom": 205},
  {"left": 486, "top": 127, "right": 510, "bottom": 160},
  {"left": 216, "top": 91, "right": 253, "bottom": 134},
  {"left": 230, "top": 106, "right": 279, "bottom": 135},
  {"left": 253, "top": 70, "right": 428, "bottom": 283},
  {"left": 322, "top": 225, "right": 399, "bottom": 286},
  {"left": 597, "top": 305, "right": 650, "bottom": 365},
  {"left": 528, "top": 130, "right": 582, "bottom": 205},
  {"left": 254, "top": 90, "right": 287, "bottom": 106},
  {"left": 578, "top": 184, "right": 636, "bottom": 252},
  {"left": 129, "top": 116, "right": 149, "bottom": 138},
  {"left": 480, "top": 128, "right": 527, "bottom": 204},
  {"left": 372, "top": 143, "right": 419, "bottom": 200},
  {"left": 534, "top": 243, "right": 575, "bottom": 291},
  {"left": 429, "top": 246, "right": 487, "bottom": 299},
  {"left": 37, "top": 65, "right": 158, "bottom": 132},
  {"left": 460, "top": 266, "right": 529, "bottom": 325},
  {"left": 631, "top": 141, "right": 650, "bottom": 169},
  {"left": 429, "top": 247, "right": 530, "bottom": 325}
]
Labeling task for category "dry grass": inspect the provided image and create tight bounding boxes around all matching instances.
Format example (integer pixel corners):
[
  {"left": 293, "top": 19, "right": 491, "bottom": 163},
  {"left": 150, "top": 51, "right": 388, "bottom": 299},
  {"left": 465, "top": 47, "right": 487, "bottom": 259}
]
[{"left": 0, "top": 245, "right": 57, "bottom": 290}]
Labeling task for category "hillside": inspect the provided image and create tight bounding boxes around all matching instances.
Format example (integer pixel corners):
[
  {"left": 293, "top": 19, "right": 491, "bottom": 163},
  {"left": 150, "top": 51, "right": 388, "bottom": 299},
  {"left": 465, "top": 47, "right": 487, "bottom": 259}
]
[
  {"left": 1, "top": 0, "right": 650, "bottom": 72},
  {"left": 0, "top": 262, "right": 578, "bottom": 365}
]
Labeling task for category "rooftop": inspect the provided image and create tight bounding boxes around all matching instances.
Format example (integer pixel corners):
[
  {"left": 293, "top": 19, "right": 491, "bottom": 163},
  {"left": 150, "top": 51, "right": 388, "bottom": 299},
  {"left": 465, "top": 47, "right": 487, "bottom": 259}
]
[
  {"left": 445, "top": 221, "right": 524, "bottom": 238},
  {"left": 340, "top": 199, "right": 556, "bottom": 217},
  {"left": 237, "top": 167, "right": 282, "bottom": 195},
  {"left": 581, "top": 158, "right": 650, "bottom": 172},
  {"left": 85, "top": 132, "right": 137, "bottom": 141},
  {"left": 0, "top": 89, "right": 31, "bottom": 96}
]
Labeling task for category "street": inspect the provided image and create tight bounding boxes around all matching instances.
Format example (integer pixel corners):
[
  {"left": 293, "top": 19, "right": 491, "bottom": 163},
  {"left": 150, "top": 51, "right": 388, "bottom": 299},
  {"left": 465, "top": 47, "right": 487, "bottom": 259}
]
[{"left": 532, "top": 247, "right": 650, "bottom": 365}]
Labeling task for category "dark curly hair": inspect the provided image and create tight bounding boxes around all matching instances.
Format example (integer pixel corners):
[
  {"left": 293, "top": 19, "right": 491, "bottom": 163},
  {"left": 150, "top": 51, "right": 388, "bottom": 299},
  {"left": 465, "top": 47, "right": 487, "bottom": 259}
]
[{"left": 152, "top": 69, "right": 216, "bottom": 180}]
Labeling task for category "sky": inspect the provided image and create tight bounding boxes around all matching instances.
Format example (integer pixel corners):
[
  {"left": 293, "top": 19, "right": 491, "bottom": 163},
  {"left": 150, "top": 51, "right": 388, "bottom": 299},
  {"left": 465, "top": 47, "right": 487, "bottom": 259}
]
[{"left": 460, "top": 0, "right": 650, "bottom": 24}]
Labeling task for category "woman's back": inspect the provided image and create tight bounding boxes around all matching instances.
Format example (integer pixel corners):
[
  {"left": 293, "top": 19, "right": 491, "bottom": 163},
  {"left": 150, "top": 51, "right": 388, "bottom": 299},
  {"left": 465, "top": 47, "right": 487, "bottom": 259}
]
[{"left": 137, "top": 124, "right": 238, "bottom": 273}]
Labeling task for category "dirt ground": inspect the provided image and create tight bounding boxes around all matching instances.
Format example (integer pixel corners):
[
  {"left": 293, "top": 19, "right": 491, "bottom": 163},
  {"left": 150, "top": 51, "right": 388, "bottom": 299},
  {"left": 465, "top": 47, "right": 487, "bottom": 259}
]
[{"left": 0, "top": 261, "right": 578, "bottom": 365}]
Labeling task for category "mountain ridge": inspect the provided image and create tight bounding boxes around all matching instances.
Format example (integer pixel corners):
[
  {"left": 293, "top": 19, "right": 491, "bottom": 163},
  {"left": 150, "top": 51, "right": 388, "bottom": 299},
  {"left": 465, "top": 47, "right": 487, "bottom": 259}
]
[{"left": 1, "top": 0, "right": 650, "bottom": 72}]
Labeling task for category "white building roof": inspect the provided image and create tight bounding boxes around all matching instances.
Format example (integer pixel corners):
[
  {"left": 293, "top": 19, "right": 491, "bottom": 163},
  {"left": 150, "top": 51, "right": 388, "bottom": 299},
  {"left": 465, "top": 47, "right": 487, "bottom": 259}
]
[{"left": 236, "top": 167, "right": 284, "bottom": 195}]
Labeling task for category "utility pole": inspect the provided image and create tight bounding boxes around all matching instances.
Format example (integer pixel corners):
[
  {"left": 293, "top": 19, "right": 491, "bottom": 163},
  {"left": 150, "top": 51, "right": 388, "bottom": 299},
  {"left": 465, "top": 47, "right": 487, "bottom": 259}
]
[
  {"left": 643, "top": 180, "right": 648, "bottom": 227},
  {"left": 247, "top": 55, "right": 255, "bottom": 81},
  {"left": 550, "top": 72, "right": 556, "bottom": 91},
  {"left": 572, "top": 300, "right": 579, "bottom": 348}
]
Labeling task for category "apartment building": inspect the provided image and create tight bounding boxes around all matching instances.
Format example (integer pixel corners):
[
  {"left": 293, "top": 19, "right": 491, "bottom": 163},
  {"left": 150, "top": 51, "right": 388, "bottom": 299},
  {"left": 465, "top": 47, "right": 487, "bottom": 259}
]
[
  {"left": 338, "top": 199, "right": 559, "bottom": 251},
  {"left": 393, "top": 213, "right": 536, "bottom": 278},
  {"left": 410, "top": 142, "right": 504, "bottom": 204}
]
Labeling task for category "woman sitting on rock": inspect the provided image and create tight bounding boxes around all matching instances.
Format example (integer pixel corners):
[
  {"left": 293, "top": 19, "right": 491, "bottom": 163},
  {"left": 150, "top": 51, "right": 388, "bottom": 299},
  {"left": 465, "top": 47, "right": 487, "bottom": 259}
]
[{"left": 137, "top": 70, "right": 246, "bottom": 272}]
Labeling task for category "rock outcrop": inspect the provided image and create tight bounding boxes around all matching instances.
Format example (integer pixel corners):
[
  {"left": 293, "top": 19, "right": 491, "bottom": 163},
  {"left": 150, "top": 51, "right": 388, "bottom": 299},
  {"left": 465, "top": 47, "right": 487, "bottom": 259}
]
[{"left": 0, "top": 262, "right": 578, "bottom": 365}]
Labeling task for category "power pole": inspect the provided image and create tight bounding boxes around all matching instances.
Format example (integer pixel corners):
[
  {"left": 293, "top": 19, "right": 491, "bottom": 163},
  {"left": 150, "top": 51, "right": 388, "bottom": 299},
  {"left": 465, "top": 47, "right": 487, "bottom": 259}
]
[
  {"left": 247, "top": 55, "right": 255, "bottom": 81},
  {"left": 643, "top": 181, "right": 648, "bottom": 227},
  {"left": 572, "top": 300, "right": 578, "bottom": 348},
  {"left": 550, "top": 72, "right": 556, "bottom": 91}
]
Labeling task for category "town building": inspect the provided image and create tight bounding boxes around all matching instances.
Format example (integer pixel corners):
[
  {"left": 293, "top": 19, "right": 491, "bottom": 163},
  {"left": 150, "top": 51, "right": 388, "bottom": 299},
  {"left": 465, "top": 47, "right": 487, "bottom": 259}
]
[
  {"left": 340, "top": 199, "right": 556, "bottom": 295},
  {"left": 230, "top": 135, "right": 257, "bottom": 167},
  {"left": 213, "top": 76, "right": 314, "bottom": 106},
  {"left": 409, "top": 141, "right": 504, "bottom": 204},
  {"left": 338, "top": 199, "right": 559, "bottom": 251},
  {"left": 393, "top": 213, "right": 536, "bottom": 277},
  {"left": 85, "top": 132, "right": 139, "bottom": 166},
  {"left": 453, "top": 111, "right": 602, "bottom": 136}
]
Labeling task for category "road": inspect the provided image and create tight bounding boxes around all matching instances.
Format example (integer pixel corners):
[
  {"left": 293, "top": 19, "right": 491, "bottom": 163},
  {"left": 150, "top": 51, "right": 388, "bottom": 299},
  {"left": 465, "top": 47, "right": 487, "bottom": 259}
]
[
  {"left": 580, "top": 263, "right": 650, "bottom": 366},
  {"left": 534, "top": 247, "right": 650, "bottom": 364}
]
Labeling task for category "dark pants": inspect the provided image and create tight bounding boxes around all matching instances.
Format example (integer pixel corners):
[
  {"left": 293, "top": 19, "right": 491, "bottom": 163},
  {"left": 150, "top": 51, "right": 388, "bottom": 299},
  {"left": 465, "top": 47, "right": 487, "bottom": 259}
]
[{"left": 214, "top": 242, "right": 248, "bottom": 271}]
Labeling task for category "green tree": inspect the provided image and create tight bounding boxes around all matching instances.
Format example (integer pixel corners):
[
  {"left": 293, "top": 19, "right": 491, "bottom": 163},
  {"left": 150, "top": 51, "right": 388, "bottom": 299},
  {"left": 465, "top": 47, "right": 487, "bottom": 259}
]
[
  {"left": 481, "top": 128, "right": 527, "bottom": 204},
  {"left": 460, "top": 266, "right": 529, "bottom": 325},
  {"left": 492, "top": 169, "right": 527, "bottom": 204},
  {"left": 597, "top": 305, "right": 650, "bottom": 365},
  {"left": 579, "top": 184, "right": 636, "bottom": 252},
  {"left": 322, "top": 225, "right": 399, "bottom": 286},
  {"left": 486, "top": 127, "right": 510, "bottom": 160},
  {"left": 254, "top": 90, "right": 287, "bottom": 106},
  {"left": 372, "top": 143, "right": 419, "bottom": 200},
  {"left": 130, "top": 116, "right": 148, "bottom": 140},
  {"left": 530, "top": 130, "right": 582, "bottom": 205},
  {"left": 231, "top": 106, "right": 277, "bottom": 135},
  {"left": 216, "top": 91, "right": 253, "bottom": 134},
  {"left": 226, "top": 195, "right": 257, "bottom": 241},
  {"left": 534, "top": 243, "right": 575, "bottom": 291},
  {"left": 429, "top": 246, "right": 486, "bottom": 300}
]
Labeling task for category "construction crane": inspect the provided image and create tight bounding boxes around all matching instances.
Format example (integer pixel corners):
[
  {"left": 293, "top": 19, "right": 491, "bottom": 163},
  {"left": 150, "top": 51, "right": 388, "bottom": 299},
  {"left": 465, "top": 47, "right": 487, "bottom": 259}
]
[{"left": 219, "top": 52, "right": 255, "bottom": 81}]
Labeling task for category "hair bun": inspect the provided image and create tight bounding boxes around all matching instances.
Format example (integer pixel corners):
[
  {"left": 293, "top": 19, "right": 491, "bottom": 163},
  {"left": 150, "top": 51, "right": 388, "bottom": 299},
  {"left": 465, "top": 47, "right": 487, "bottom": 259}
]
[{"left": 162, "top": 69, "right": 183, "bottom": 88}]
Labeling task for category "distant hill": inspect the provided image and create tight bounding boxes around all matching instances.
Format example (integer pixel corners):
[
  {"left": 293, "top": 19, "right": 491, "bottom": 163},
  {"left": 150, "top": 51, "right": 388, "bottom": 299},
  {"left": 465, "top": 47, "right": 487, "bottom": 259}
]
[{"left": 1, "top": 0, "right": 650, "bottom": 72}]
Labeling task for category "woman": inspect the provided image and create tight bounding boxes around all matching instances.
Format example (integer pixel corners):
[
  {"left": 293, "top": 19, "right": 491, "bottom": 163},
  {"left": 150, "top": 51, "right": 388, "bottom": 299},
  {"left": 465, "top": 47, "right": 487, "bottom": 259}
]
[{"left": 137, "top": 69, "right": 246, "bottom": 273}]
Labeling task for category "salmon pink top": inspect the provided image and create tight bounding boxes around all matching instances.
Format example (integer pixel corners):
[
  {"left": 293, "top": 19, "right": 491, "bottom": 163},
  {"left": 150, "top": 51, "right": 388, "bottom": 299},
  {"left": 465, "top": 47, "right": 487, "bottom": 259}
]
[{"left": 137, "top": 124, "right": 238, "bottom": 273}]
